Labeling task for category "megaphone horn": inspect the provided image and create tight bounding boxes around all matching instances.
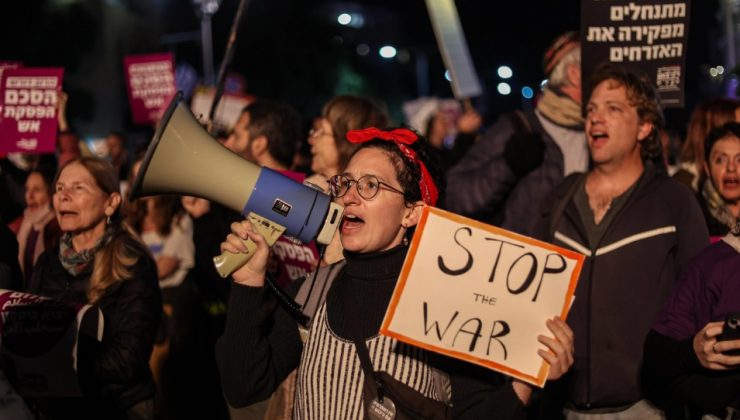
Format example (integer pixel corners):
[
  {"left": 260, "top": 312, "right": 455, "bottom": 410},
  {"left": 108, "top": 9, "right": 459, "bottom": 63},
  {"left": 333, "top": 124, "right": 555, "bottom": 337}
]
[{"left": 129, "top": 92, "right": 343, "bottom": 277}]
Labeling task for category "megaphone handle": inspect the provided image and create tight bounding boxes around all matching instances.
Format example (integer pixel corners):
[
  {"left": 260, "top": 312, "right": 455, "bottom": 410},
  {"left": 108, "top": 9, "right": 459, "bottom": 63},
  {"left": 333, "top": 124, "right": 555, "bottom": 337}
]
[
  {"left": 213, "top": 243, "right": 257, "bottom": 278},
  {"left": 213, "top": 213, "right": 287, "bottom": 278}
]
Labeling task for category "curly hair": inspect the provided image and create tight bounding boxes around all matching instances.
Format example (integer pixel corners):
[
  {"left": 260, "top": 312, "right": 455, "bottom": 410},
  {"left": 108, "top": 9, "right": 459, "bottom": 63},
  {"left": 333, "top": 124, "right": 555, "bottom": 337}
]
[
  {"left": 586, "top": 63, "right": 665, "bottom": 162},
  {"left": 348, "top": 131, "right": 445, "bottom": 206}
]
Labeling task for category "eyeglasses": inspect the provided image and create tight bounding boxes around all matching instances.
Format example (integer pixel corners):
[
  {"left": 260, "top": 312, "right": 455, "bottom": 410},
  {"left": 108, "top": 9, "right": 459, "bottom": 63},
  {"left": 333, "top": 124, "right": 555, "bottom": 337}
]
[
  {"left": 308, "top": 128, "right": 332, "bottom": 139},
  {"left": 328, "top": 174, "right": 405, "bottom": 200}
]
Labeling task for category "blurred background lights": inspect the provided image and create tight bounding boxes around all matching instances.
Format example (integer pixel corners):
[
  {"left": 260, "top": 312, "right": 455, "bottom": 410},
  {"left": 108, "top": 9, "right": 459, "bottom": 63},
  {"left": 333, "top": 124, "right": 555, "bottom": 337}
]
[
  {"left": 497, "top": 65, "right": 513, "bottom": 79},
  {"left": 337, "top": 13, "right": 352, "bottom": 25},
  {"left": 397, "top": 49, "right": 411, "bottom": 63},
  {"left": 497, "top": 82, "right": 511, "bottom": 95},
  {"left": 709, "top": 65, "right": 726, "bottom": 79},
  {"left": 379, "top": 45, "right": 397, "bottom": 59},
  {"left": 356, "top": 43, "right": 370, "bottom": 56},
  {"left": 336, "top": 12, "right": 364, "bottom": 28},
  {"left": 521, "top": 86, "right": 534, "bottom": 99}
]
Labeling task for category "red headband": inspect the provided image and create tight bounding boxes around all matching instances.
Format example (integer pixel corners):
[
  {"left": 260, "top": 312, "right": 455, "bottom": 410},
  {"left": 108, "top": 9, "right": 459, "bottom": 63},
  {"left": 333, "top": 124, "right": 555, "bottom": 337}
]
[{"left": 345, "top": 127, "right": 439, "bottom": 206}]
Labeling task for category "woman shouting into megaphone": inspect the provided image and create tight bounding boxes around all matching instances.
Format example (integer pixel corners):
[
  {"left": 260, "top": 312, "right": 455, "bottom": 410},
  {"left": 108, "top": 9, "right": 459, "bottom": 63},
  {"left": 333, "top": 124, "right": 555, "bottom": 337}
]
[{"left": 216, "top": 128, "right": 574, "bottom": 419}]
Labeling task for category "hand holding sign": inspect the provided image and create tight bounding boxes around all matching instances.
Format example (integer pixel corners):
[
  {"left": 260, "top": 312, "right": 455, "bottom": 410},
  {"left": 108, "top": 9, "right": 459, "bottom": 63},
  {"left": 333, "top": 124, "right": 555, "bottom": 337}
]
[
  {"left": 537, "top": 317, "right": 574, "bottom": 380},
  {"left": 381, "top": 207, "right": 583, "bottom": 387}
]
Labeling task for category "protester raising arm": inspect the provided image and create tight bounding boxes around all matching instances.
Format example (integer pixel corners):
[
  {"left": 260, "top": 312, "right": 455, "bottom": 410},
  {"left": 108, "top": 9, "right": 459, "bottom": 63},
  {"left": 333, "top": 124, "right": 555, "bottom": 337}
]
[
  {"left": 215, "top": 219, "right": 304, "bottom": 407},
  {"left": 215, "top": 128, "right": 574, "bottom": 419}
]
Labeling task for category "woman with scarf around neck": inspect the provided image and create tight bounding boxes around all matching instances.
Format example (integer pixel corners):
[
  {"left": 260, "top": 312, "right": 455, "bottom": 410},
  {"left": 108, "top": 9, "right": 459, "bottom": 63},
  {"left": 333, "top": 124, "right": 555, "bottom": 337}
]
[
  {"left": 26, "top": 157, "right": 161, "bottom": 419},
  {"left": 216, "top": 128, "right": 575, "bottom": 419},
  {"left": 697, "top": 122, "right": 740, "bottom": 241},
  {"left": 11, "top": 165, "right": 61, "bottom": 290}
]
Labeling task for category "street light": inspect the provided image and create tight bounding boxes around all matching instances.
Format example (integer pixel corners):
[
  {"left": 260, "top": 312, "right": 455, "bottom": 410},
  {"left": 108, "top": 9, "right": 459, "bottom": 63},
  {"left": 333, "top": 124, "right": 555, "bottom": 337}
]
[
  {"left": 521, "top": 86, "right": 534, "bottom": 99},
  {"left": 497, "top": 65, "right": 513, "bottom": 79},
  {"left": 379, "top": 46, "right": 397, "bottom": 59},
  {"left": 337, "top": 13, "right": 352, "bottom": 25},
  {"left": 497, "top": 82, "right": 512, "bottom": 95}
]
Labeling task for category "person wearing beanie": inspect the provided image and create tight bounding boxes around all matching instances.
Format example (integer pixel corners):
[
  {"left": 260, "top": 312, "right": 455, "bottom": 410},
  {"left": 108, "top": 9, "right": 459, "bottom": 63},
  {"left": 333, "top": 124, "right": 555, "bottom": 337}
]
[{"left": 444, "top": 31, "right": 588, "bottom": 237}]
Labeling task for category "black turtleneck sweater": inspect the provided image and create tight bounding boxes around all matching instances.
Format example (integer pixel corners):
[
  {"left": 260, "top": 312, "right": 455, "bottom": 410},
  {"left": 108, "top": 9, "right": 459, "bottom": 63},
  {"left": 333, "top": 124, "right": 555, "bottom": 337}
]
[{"left": 215, "top": 245, "right": 526, "bottom": 419}]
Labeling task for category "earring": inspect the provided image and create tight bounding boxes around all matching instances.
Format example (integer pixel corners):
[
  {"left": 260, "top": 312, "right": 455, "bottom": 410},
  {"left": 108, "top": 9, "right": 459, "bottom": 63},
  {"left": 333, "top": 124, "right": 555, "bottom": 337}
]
[
  {"left": 106, "top": 216, "right": 111, "bottom": 225},
  {"left": 401, "top": 224, "right": 409, "bottom": 246}
]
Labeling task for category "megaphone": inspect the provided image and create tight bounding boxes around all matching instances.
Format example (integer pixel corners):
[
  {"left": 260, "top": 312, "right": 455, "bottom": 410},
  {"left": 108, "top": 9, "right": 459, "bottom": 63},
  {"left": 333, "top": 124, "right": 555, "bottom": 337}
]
[{"left": 129, "top": 92, "right": 343, "bottom": 277}]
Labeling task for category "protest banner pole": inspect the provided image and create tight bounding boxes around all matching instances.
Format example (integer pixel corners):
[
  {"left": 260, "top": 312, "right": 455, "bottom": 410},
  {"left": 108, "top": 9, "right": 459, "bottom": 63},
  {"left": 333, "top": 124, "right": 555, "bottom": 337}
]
[{"left": 208, "top": 0, "right": 250, "bottom": 135}]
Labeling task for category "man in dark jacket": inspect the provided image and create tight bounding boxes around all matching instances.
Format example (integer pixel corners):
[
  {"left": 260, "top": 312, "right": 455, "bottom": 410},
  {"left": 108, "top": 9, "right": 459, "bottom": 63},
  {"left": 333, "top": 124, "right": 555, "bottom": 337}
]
[
  {"left": 445, "top": 32, "right": 588, "bottom": 236},
  {"left": 534, "top": 64, "right": 709, "bottom": 418}
]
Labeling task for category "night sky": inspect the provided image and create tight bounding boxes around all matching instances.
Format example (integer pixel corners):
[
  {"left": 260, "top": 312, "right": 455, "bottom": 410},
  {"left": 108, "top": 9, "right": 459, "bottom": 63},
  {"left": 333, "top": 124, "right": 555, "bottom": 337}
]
[{"left": 0, "top": 0, "right": 723, "bottom": 138}]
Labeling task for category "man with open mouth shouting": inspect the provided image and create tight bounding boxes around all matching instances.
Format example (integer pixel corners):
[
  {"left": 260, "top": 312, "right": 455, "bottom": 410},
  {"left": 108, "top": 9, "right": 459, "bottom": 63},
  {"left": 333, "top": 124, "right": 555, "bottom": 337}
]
[{"left": 535, "top": 64, "right": 709, "bottom": 419}]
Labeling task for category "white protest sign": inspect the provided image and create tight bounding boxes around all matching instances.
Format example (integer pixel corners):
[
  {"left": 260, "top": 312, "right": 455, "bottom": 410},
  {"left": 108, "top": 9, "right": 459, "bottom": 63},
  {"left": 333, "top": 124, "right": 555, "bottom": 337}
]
[
  {"left": 190, "top": 85, "right": 253, "bottom": 133},
  {"left": 425, "top": 0, "right": 482, "bottom": 99},
  {"left": 381, "top": 207, "right": 584, "bottom": 387}
]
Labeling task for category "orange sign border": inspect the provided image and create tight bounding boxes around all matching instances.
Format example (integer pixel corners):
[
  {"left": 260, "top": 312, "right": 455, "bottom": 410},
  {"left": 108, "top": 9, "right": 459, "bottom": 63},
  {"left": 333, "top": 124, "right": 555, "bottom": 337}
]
[{"left": 380, "top": 206, "right": 584, "bottom": 387}]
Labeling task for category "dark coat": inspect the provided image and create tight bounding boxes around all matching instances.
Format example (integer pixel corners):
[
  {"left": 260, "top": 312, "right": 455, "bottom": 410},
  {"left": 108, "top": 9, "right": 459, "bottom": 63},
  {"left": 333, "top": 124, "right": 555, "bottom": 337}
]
[
  {"left": 444, "top": 109, "right": 569, "bottom": 236},
  {"left": 27, "top": 235, "right": 161, "bottom": 418},
  {"left": 534, "top": 164, "right": 709, "bottom": 409},
  {"left": 643, "top": 239, "right": 740, "bottom": 417}
]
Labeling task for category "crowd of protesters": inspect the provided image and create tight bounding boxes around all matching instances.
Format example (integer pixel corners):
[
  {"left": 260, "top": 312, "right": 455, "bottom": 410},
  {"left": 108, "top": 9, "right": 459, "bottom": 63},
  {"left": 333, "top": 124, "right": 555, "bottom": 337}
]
[{"left": 0, "top": 30, "right": 738, "bottom": 420}]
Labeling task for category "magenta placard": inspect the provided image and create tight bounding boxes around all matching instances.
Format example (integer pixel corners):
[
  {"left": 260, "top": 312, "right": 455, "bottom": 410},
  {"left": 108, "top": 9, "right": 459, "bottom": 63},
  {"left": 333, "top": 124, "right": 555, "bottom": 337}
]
[
  {"left": 0, "top": 61, "right": 22, "bottom": 81},
  {"left": 0, "top": 67, "right": 63, "bottom": 154},
  {"left": 124, "top": 53, "right": 176, "bottom": 125}
]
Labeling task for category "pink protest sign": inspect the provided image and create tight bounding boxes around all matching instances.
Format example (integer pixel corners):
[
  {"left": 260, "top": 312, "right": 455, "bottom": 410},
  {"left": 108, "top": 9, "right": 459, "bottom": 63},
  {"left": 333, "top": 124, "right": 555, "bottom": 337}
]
[
  {"left": 124, "top": 53, "right": 176, "bottom": 125},
  {"left": 0, "top": 61, "right": 22, "bottom": 81},
  {"left": 0, "top": 67, "right": 63, "bottom": 154}
]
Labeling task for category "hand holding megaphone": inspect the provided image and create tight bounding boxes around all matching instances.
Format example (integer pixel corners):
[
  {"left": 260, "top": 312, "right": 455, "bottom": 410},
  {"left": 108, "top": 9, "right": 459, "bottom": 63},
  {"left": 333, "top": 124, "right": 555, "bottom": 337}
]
[
  {"left": 213, "top": 212, "right": 286, "bottom": 278},
  {"left": 219, "top": 216, "right": 275, "bottom": 287},
  {"left": 130, "top": 92, "right": 343, "bottom": 277}
]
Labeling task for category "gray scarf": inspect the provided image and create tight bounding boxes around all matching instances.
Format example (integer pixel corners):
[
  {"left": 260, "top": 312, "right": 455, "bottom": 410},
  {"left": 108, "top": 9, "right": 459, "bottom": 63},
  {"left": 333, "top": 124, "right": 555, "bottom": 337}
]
[
  {"left": 58, "top": 227, "right": 114, "bottom": 276},
  {"left": 702, "top": 179, "right": 740, "bottom": 236}
]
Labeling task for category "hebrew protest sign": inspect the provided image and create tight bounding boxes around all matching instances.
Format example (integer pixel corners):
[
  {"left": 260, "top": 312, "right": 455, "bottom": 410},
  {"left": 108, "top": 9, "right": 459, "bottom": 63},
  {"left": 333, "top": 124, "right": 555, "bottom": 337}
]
[
  {"left": 0, "top": 61, "right": 22, "bottom": 81},
  {"left": 581, "top": 0, "right": 690, "bottom": 107},
  {"left": 124, "top": 53, "right": 177, "bottom": 124},
  {"left": 0, "top": 67, "right": 63, "bottom": 153},
  {"left": 0, "top": 290, "right": 103, "bottom": 397},
  {"left": 381, "top": 207, "right": 584, "bottom": 387}
]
